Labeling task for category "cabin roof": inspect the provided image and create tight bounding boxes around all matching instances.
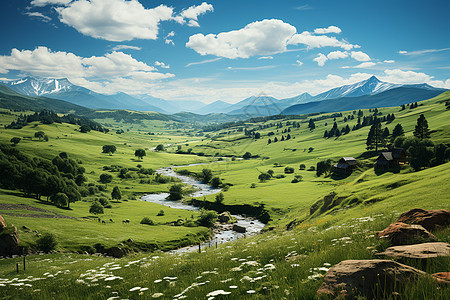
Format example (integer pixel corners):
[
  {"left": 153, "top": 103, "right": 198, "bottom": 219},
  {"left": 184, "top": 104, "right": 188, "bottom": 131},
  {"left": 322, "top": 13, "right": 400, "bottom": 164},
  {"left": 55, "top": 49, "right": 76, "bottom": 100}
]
[
  {"left": 378, "top": 152, "right": 394, "bottom": 161},
  {"left": 339, "top": 157, "right": 358, "bottom": 165}
]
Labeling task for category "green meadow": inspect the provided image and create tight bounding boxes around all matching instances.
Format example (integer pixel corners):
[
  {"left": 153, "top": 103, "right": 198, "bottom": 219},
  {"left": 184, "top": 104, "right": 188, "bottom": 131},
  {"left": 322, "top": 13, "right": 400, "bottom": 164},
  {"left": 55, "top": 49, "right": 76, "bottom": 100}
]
[{"left": 0, "top": 92, "right": 449, "bottom": 299}]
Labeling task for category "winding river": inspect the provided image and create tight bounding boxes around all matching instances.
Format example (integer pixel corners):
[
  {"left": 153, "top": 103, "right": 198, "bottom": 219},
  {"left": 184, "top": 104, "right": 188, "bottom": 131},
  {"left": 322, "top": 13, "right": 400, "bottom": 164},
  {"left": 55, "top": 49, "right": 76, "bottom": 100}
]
[{"left": 141, "top": 163, "right": 265, "bottom": 253}]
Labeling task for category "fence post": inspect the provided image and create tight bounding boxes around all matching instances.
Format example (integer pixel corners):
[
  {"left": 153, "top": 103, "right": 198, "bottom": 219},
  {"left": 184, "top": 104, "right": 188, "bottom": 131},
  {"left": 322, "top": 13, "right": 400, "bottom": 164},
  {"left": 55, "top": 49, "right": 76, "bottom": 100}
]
[
  {"left": 16, "top": 263, "right": 19, "bottom": 273},
  {"left": 23, "top": 256, "right": 26, "bottom": 271}
]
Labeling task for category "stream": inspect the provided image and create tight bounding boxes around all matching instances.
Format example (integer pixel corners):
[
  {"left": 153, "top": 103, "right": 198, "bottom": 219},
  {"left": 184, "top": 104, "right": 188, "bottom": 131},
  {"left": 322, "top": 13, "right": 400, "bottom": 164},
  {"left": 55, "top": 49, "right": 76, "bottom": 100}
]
[{"left": 141, "top": 163, "right": 265, "bottom": 253}]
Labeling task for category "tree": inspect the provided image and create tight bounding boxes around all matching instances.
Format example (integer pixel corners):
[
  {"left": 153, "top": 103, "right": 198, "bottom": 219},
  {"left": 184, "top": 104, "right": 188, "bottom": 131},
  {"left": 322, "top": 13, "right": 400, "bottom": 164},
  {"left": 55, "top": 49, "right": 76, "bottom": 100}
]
[
  {"left": 409, "top": 140, "right": 434, "bottom": 171},
  {"left": 99, "top": 173, "right": 113, "bottom": 185},
  {"left": 299, "top": 164, "right": 306, "bottom": 170},
  {"left": 168, "top": 184, "right": 183, "bottom": 201},
  {"left": 316, "top": 160, "right": 332, "bottom": 177},
  {"left": 111, "top": 186, "right": 122, "bottom": 201},
  {"left": 155, "top": 144, "right": 165, "bottom": 151},
  {"left": 308, "top": 119, "right": 316, "bottom": 130},
  {"left": 366, "top": 119, "right": 385, "bottom": 151},
  {"left": 243, "top": 152, "right": 252, "bottom": 159},
  {"left": 102, "top": 145, "right": 117, "bottom": 155},
  {"left": 391, "top": 123, "right": 405, "bottom": 142},
  {"left": 413, "top": 114, "right": 430, "bottom": 139},
  {"left": 267, "top": 169, "right": 274, "bottom": 176},
  {"left": 284, "top": 167, "right": 294, "bottom": 174},
  {"left": 197, "top": 210, "right": 217, "bottom": 228},
  {"left": 34, "top": 131, "right": 45, "bottom": 141},
  {"left": 36, "top": 233, "right": 57, "bottom": 253},
  {"left": 75, "top": 174, "right": 86, "bottom": 186},
  {"left": 89, "top": 201, "right": 104, "bottom": 215},
  {"left": 268, "top": 138, "right": 272, "bottom": 144},
  {"left": 201, "top": 168, "right": 213, "bottom": 183},
  {"left": 258, "top": 173, "right": 271, "bottom": 182},
  {"left": 51, "top": 193, "right": 69, "bottom": 208},
  {"left": 215, "top": 192, "right": 224, "bottom": 204},
  {"left": 135, "top": 149, "right": 146, "bottom": 160},
  {"left": 10, "top": 137, "right": 21, "bottom": 146},
  {"left": 210, "top": 176, "right": 222, "bottom": 188},
  {"left": 80, "top": 125, "right": 91, "bottom": 133}
]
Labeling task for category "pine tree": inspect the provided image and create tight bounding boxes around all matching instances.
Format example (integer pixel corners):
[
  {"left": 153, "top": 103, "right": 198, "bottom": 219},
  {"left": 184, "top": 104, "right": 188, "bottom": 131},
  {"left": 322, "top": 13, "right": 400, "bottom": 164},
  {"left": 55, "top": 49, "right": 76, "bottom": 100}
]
[
  {"left": 366, "top": 119, "right": 384, "bottom": 151},
  {"left": 413, "top": 114, "right": 430, "bottom": 139},
  {"left": 308, "top": 119, "right": 315, "bottom": 130},
  {"left": 391, "top": 123, "right": 405, "bottom": 142},
  {"left": 323, "top": 130, "right": 328, "bottom": 138}
]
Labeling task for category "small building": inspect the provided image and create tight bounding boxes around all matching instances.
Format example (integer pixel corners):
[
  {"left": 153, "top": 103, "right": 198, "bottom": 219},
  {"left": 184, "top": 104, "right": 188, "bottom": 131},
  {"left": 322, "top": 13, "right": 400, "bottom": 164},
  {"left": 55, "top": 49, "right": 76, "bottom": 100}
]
[
  {"left": 376, "top": 148, "right": 407, "bottom": 168},
  {"left": 333, "top": 157, "right": 358, "bottom": 174}
]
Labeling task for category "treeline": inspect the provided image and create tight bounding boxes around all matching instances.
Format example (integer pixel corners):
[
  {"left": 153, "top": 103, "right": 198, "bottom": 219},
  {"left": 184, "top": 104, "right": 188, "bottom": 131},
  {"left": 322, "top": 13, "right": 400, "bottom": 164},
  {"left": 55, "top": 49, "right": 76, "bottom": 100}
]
[
  {"left": 82, "top": 110, "right": 171, "bottom": 123},
  {"left": 0, "top": 144, "right": 84, "bottom": 208},
  {"left": 6, "top": 110, "right": 108, "bottom": 133}
]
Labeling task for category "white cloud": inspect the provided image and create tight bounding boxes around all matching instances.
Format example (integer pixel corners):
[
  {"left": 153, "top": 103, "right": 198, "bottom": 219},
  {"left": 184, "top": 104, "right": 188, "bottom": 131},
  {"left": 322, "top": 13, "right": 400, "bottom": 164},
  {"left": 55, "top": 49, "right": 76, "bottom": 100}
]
[
  {"left": 350, "top": 51, "right": 371, "bottom": 61},
  {"left": 0, "top": 47, "right": 174, "bottom": 94},
  {"left": 56, "top": 0, "right": 173, "bottom": 42},
  {"left": 186, "top": 19, "right": 297, "bottom": 59},
  {"left": 31, "top": 0, "right": 71, "bottom": 6},
  {"left": 327, "top": 50, "right": 349, "bottom": 60},
  {"left": 353, "top": 62, "right": 377, "bottom": 68},
  {"left": 384, "top": 60, "right": 395, "bottom": 63},
  {"left": 379, "top": 69, "right": 450, "bottom": 88},
  {"left": 314, "top": 26, "right": 341, "bottom": 34},
  {"left": 155, "top": 61, "right": 170, "bottom": 69},
  {"left": 258, "top": 56, "right": 273, "bottom": 60},
  {"left": 111, "top": 45, "right": 142, "bottom": 51},
  {"left": 25, "top": 12, "right": 52, "bottom": 22},
  {"left": 398, "top": 48, "right": 450, "bottom": 56},
  {"left": 288, "top": 31, "right": 358, "bottom": 50},
  {"left": 313, "top": 53, "right": 328, "bottom": 66},
  {"left": 296, "top": 60, "right": 303, "bottom": 66},
  {"left": 227, "top": 65, "right": 276, "bottom": 71},
  {"left": 180, "top": 2, "right": 213, "bottom": 21},
  {"left": 164, "top": 31, "right": 175, "bottom": 45},
  {"left": 185, "top": 57, "right": 222, "bottom": 67}
]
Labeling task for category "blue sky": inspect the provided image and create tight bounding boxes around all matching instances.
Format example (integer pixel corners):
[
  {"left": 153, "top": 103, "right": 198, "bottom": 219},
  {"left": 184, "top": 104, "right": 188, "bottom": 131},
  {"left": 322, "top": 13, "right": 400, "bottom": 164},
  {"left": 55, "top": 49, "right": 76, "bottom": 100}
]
[{"left": 0, "top": 0, "right": 449, "bottom": 103}]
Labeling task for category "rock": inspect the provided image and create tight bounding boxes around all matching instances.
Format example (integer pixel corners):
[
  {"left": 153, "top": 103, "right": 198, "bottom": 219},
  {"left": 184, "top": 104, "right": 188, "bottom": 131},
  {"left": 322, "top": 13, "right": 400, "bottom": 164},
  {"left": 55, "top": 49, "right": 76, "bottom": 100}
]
[
  {"left": 218, "top": 212, "right": 232, "bottom": 223},
  {"left": 0, "top": 226, "right": 20, "bottom": 256},
  {"left": 397, "top": 208, "right": 450, "bottom": 231},
  {"left": 432, "top": 272, "right": 450, "bottom": 283},
  {"left": 377, "top": 242, "right": 450, "bottom": 259},
  {"left": 377, "top": 222, "right": 437, "bottom": 246},
  {"left": 0, "top": 215, "right": 6, "bottom": 231},
  {"left": 317, "top": 259, "right": 426, "bottom": 299},
  {"left": 232, "top": 224, "right": 246, "bottom": 233},
  {"left": 106, "top": 247, "right": 125, "bottom": 258}
]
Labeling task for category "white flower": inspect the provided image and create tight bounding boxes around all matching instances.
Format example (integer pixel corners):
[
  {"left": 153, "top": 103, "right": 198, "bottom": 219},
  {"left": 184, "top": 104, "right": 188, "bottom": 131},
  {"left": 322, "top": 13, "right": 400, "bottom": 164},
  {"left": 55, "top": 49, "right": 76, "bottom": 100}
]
[
  {"left": 206, "top": 290, "right": 231, "bottom": 297},
  {"left": 129, "top": 286, "right": 141, "bottom": 292},
  {"left": 152, "top": 293, "right": 164, "bottom": 298},
  {"left": 247, "top": 290, "right": 256, "bottom": 294}
]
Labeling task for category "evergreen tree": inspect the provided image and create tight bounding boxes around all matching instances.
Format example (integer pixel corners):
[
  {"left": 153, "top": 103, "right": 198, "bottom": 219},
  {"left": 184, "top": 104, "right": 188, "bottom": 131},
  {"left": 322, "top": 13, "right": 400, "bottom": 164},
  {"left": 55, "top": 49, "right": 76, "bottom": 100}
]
[
  {"left": 391, "top": 123, "right": 405, "bottom": 142},
  {"left": 308, "top": 119, "right": 315, "bottom": 130},
  {"left": 111, "top": 186, "right": 122, "bottom": 200},
  {"left": 413, "top": 114, "right": 430, "bottom": 139},
  {"left": 323, "top": 130, "right": 328, "bottom": 138},
  {"left": 268, "top": 138, "right": 271, "bottom": 144},
  {"left": 366, "top": 119, "right": 384, "bottom": 151}
]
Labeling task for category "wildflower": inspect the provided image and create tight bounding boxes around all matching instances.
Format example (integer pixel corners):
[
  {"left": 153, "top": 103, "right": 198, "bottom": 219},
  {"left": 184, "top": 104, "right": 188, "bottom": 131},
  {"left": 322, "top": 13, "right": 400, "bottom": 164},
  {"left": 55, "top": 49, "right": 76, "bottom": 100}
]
[
  {"left": 152, "top": 293, "right": 164, "bottom": 298},
  {"left": 129, "top": 287, "right": 141, "bottom": 292},
  {"left": 229, "top": 285, "right": 238, "bottom": 289},
  {"left": 247, "top": 290, "right": 256, "bottom": 294},
  {"left": 206, "top": 290, "right": 231, "bottom": 297},
  {"left": 154, "top": 279, "right": 163, "bottom": 283}
]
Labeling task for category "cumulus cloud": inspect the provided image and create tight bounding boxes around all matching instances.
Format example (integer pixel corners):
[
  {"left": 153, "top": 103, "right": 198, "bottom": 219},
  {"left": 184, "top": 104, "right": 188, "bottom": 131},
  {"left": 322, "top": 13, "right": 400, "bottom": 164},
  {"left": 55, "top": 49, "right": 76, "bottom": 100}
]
[
  {"left": 258, "top": 56, "right": 273, "bottom": 60},
  {"left": 327, "top": 50, "right": 349, "bottom": 60},
  {"left": 111, "top": 45, "right": 142, "bottom": 51},
  {"left": 0, "top": 47, "right": 174, "bottom": 93},
  {"left": 186, "top": 19, "right": 297, "bottom": 59},
  {"left": 56, "top": 0, "right": 173, "bottom": 42},
  {"left": 313, "top": 53, "right": 328, "bottom": 66},
  {"left": 379, "top": 69, "right": 450, "bottom": 88},
  {"left": 314, "top": 26, "right": 341, "bottom": 34},
  {"left": 174, "top": 2, "right": 213, "bottom": 27},
  {"left": 296, "top": 60, "right": 303, "bottom": 66},
  {"left": 31, "top": 0, "right": 71, "bottom": 6},
  {"left": 155, "top": 61, "right": 170, "bottom": 69},
  {"left": 25, "top": 12, "right": 52, "bottom": 22},
  {"left": 164, "top": 31, "right": 175, "bottom": 45},
  {"left": 288, "top": 31, "right": 358, "bottom": 50},
  {"left": 350, "top": 51, "right": 371, "bottom": 61}
]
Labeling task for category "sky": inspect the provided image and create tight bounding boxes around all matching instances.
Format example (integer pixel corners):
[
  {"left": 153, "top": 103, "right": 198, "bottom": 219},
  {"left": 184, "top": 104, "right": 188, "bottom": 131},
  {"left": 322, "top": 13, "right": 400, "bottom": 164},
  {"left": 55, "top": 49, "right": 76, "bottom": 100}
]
[{"left": 0, "top": 0, "right": 449, "bottom": 104}]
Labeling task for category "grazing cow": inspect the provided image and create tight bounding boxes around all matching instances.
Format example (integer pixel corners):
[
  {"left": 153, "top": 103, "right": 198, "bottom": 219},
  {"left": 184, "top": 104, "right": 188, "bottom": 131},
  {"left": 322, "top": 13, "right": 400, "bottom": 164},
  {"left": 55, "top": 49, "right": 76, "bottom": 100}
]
[
  {"left": 98, "top": 218, "right": 101, "bottom": 223},
  {"left": 109, "top": 219, "right": 114, "bottom": 223},
  {"left": 102, "top": 220, "right": 106, "bottom": 224},
  {"left": 122, "top": 219, "right": 130, "bottom": 224}
]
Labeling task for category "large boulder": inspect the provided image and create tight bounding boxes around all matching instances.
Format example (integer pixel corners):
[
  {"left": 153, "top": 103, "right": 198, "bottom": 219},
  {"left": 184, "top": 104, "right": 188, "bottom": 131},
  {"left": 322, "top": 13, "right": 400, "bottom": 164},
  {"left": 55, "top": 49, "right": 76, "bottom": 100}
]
[
  {"left": 0, "top": 214, "right": 6, "bottom": 231},
  {"left": 377, "top": 222, "right": 437, "bottom": 246},
  {"left": 0, "top": 226, "right": 20, "bottom": 256},
  {"left": 397, "top": 208, "right": 450, "bottom": 231},
  {"left": 232, "top": 224, "right": 246, "bottom": 233},
  {"left": 317, "top": 259, "right": 426, "bottom": 299},
  {"left": 218, "top": 211, "right": 232, "bottom": 223},
  {"left": 377, "top": 242, "right": 450, "bottom": 259}
]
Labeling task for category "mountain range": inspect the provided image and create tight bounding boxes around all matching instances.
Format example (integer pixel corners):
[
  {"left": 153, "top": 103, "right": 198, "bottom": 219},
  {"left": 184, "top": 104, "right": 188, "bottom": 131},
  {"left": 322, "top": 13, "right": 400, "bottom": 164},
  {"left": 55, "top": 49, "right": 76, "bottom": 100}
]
[{"left": 1, "top": 76, "right": 447, "bottom": 117}]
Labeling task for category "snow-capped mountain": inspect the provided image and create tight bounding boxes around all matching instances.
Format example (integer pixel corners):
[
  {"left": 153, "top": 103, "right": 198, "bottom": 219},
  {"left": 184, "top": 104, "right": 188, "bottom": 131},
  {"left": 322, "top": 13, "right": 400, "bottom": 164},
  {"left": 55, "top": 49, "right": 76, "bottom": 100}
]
[{"left": 4, "top": 76, "right": 77, "bottom": 96}]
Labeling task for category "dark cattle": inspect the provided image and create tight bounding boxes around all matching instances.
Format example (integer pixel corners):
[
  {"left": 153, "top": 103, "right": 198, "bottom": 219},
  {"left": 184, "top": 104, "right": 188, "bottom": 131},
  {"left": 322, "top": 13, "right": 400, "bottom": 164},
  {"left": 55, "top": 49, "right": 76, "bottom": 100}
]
[
  {"left": 102, "top": 220, "right": 106, "bottom": 224},
  {"left": 122, "top": 219, "right": 130, "bottom": 224},
  {"left": 109, "top": 219, "right": 114, "bottom": 223}
]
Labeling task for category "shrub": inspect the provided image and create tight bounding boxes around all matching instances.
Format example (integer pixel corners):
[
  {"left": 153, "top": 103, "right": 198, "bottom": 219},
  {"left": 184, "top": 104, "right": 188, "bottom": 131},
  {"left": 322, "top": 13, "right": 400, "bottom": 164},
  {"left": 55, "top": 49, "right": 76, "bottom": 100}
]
[
  {"left": 267, "top": 170, "right": 274, "bottom": 176},
  {"left": 140, "top": 217, "right": 154, "bottom": 225},
  {"left": 89, "top": 201, "right": 104, "bottom": 215},
  {"left": 168, "top": 184, "right": 184, "bottom": 200},
  {"left": 243, "top": 152, "right": 252, "bottom": 159},
  {"left": 291, "top": 178, "right": 299, "bottom": 183},
  {"left": 98, "top": 197, "right": 111, "bottom": 208},
  {"left": 215, "top": 192, "right": 224, "bottom": 204},
  {"left": 157, "top": 210, "right": 165, "bottom": 216},
  {"left": 210, "top": 176, "right": 222, "bottom": 188},
  {"left": 299, "top": 164, "right": 306, "bottom": 170},
  {"left": 51, "top": 193, "right": 69, "bottom": 208},
  {"left": 307, "top": 166, "right": 316, "bottom": 171},
  {"left": 88, "top": 186, "right": 98, "bottom": 195},
  {"left": 250, "top": 183, "right": 256, "bottom": 188},
  {"left": 36, "top": 233, "right": 57, "bottom": 252},
  {"left": 258, "top": 173, "right": 271, "bottom": 182},
  {"left": 284, "top": 166, "right": 295, "bottom": 174},
  {"left": 197, "top": 210, "right": 217, "bottom": 228}
]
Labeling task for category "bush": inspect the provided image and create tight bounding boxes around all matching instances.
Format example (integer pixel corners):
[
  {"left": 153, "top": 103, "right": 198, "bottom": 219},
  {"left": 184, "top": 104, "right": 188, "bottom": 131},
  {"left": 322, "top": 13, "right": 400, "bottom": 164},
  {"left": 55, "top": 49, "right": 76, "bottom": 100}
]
[
  {"left": 157, "top": 210, "right": 165, "bottom": 216},
  {"left": 168, "top": 184, "right": 184, "bottom": 200},
  {"left": 89, "top": 201, "right": 104, "bottom": 215},
  {"left": 88, "top": 186, "right": 98, "bottom": 195},
  {"left": 250, "top": 183, "right": 256, "bottom": 188},
  {"left": 210, "top": 176, "right": 222, "bottom": 188},
  {"left": 197, "top": 210, "right": 217, "bottom": 228},
  {"left": 307, "top": 166, "right": 316, "bottom": 171},
  {"left": 98, "top": 197, "right": 111, "bottom": 208},
  {"left": 215, "top": 192, "right": 224, "bottom": 204},
  {"left": 140, "top": 217, "right": 154, "bottom": 225},
  {"left": 258, "top": 173, "right": 271, "bottom": 182},
  {"left": 291, "top": 178, "right": 299, "bottom": 183},
  {"left": 299, "top": 164, "right": 306, "bottom": 170},
  {"left": 79, "top": 187, "right": 89, "bottom": 197},
  {"left": 284, "top": 167, "right": 295, "bottom": 174},
  {"left": 36, "top": 233, "right": 57, "bottom": 252},
  {"left": 243, "top": 152, "right": 252, "bottom": 159}
]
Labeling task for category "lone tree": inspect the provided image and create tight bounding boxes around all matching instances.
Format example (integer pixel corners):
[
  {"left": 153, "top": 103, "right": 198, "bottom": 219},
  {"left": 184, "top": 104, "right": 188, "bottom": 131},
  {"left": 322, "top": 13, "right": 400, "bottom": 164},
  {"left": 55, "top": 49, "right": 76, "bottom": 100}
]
[
  {"left": 413, "top": 114, "right": 430, "bottom": 139},
  {"left": 210, "top": 176, "right": 222, "bottom": 188},
  {"left": 111, "top": 186, "right": 122, "bottom": 201},
  {"left": 99, "top": 173, "right": 113, "bottom": 186},
  {"left": 201, "top": 168, "right": 213, "bottom": 183},
  {"left": 102, "top": 145, "right": 117, "bottom": 155},
  {"left": 215, "top": 192, "right": 224, "bottom": 204},
  {"left": 10, "top": 137, "right": 21, "bottom": 146},
  {"left": 243, "top": 152, "right": 252, "bottom": 159},
  {"left": 89, "top": 201, "right": 104, "bottom": 215},
  {"left": 258, "top": 173, "right": 271, "bottom": 182},
  {"left": 155, "top": 144, "right": 165, "bottom": 151},
  {"left": 308, "top": 119, "right": 316, "bottom": 130},
  {"left": 51, "top": 193, "right": 69, "bottom": 208},
  {"left": 34, "top": 131, "right": 45, "bottom": 141},
  {"left": 316, "top": 159, "right": 333, "bottom": 177},
  {"left": 366, "top": 119, "right": 385, "bottom": 151},
  {"left": 135, "top": 149, "right": 146, "bottom": 160}
]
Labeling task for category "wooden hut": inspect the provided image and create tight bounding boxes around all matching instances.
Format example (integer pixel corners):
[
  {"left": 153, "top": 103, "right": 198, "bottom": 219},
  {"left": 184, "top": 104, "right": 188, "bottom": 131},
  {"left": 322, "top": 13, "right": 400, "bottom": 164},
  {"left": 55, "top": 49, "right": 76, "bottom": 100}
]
[
  {"left": 333, "top": 157, "right": 358, "bottom": 174},
  {"left": 376, "top": 148, "right": 407, "bottom": 168}
]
